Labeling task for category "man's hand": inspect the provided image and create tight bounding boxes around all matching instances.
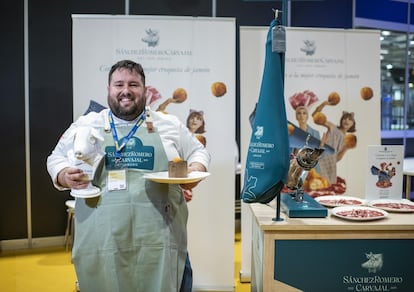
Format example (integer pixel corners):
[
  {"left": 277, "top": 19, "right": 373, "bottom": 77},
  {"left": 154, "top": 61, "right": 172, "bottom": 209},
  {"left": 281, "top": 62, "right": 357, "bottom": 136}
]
[
  {"left": 180, "top": 162, "right": 207, "bottom": 190},
  {"left": 57, "top": 167, "right": 90, "bottom": 189}
]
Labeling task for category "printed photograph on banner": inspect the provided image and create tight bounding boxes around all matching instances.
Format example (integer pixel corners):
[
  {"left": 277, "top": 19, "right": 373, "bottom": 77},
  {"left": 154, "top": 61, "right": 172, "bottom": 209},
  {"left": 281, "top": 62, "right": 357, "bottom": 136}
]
[
  {"left": 152, "top": 81, "right": 227, "bottom": 149},
  {"left": 284, "top": 27, "right": 381, "bottom": 198},
  {"left": 286, "top": 90, "right": 359, "bottom": 197}
]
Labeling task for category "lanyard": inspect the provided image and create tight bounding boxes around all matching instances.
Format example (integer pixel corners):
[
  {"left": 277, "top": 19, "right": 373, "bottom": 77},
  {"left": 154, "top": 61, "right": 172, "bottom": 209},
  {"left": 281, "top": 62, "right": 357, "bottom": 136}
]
[{"left": 108, "top": 110, "right": 146, "bottom": 161}]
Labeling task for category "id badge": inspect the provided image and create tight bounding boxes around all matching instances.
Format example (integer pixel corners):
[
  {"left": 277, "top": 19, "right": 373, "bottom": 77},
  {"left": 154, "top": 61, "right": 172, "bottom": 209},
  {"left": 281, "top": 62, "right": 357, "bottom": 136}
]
[{"left": 107, "top": 169, "right": 127, "bottom": 191}]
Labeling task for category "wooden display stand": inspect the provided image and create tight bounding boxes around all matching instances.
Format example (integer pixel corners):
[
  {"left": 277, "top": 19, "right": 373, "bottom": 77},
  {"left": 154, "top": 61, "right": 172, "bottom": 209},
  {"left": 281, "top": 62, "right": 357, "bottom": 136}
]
[{"left": 250, "top": 203, "right": 414, "bottom": 291}]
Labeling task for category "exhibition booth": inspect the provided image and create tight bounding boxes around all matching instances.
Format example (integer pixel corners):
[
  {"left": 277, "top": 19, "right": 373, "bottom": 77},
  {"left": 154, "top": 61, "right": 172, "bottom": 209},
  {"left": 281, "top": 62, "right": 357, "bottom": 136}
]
[
  {"left": 239, "top": 16, "right": 414, "bottom": 291},
  {"left": 3, "top": 0, "right": 414, "bottom": 291}
]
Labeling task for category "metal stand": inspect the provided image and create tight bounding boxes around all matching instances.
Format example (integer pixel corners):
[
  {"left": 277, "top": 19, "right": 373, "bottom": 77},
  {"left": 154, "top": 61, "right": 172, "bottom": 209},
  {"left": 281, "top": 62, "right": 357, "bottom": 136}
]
[{"left": 272, "top": 191, "right": 284, "bottom": 221}]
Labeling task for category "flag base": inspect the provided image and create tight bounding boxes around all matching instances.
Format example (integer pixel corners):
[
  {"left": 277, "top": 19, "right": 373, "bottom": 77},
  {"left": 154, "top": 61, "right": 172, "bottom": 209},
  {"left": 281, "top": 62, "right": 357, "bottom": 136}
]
[{"left": 281, "top": 193, "right": 327, "bottom": 218}]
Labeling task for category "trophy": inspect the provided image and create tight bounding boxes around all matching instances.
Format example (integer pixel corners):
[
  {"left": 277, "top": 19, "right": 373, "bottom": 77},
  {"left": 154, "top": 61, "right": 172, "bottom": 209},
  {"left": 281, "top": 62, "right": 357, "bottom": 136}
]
[{"left": 67, "top": 126, "right": 105, "bottom": 198}]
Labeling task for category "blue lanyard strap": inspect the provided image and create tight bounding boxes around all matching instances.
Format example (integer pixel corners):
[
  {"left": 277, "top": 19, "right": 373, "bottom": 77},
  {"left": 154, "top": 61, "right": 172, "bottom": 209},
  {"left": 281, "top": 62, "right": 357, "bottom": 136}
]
[{"left": 108, "top": 110, "right": 146, "bottom": 160}]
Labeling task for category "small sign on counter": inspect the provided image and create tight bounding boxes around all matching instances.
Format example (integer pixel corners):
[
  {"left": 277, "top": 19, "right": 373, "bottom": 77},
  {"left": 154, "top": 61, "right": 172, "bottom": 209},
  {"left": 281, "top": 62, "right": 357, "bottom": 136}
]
[{"left": 365, "top": 145, "right": 404, "bottom": 201}]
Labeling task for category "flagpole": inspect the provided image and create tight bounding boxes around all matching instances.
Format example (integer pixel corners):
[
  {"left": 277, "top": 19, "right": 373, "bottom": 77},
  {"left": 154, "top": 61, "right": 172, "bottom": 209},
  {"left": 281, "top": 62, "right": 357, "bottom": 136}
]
[{"left": 273, "top": 0, "right": 287, "bottom": 222}]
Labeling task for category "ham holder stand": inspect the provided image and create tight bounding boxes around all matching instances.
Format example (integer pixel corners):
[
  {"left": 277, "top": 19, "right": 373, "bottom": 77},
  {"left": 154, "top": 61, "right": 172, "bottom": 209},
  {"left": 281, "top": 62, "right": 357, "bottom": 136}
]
[{"left": 277, "top": 123, "right": 332, "bottom": 218}]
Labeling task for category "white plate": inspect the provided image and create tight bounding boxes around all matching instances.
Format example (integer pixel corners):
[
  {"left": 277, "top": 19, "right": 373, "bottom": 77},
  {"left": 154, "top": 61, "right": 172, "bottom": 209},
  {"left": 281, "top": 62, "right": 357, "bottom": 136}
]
[
  {"left": 368, "top": 199, "right": 414, "bottom": 213},
  {"left": 332, "top": 206, "right": 388, "bottom": 221},
  {"left": 315, "top": 195, "right": 365, "bottom": 208},
  {"left": 70, "top": 186, "right": 101, "bottom": 198},
  {"left": 144, "top": 171, "right": 210, "bottom": 184}
]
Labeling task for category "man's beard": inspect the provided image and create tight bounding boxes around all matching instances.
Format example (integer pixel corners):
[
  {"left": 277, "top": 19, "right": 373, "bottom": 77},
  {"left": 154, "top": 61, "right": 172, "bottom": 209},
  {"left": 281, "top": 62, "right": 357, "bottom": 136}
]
[{"left": 108, "top": 96, "right": 144, "bottom": 121}]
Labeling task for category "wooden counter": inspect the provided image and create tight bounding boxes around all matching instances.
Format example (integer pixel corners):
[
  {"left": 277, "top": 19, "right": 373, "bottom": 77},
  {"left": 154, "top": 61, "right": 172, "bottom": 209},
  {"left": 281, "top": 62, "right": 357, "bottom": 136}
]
[{"left": 250, "top": 202, "right": 414, "bottom": 292}]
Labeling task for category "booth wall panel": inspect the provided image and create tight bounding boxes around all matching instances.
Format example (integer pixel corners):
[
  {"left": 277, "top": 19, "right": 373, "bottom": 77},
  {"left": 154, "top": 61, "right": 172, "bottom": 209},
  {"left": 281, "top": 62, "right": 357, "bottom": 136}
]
[
  {"left": 28, "top": 0, "right": 124, "bottom": 237},
  {"left": 291, "top": 0, "right": 352, "bottom": 28},
  {"left": 0, "top": 0, "right": 27, "bottom": 240},
  {"left": 130, "top": 0, "right": 211, "bottom": 16}
]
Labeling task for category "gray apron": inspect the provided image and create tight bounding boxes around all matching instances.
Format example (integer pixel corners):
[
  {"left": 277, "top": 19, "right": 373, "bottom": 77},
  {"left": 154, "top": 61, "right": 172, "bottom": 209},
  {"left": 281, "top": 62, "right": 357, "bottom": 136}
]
[{"left": 72, "top": 125, "right": 188, "bottom": 292}]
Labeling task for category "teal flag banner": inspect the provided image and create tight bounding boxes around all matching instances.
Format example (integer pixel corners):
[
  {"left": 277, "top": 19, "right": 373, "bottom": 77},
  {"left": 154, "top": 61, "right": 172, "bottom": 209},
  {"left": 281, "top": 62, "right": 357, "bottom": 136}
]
[{"left": 241, "top": 19, "right": 290, "bottom": 204}]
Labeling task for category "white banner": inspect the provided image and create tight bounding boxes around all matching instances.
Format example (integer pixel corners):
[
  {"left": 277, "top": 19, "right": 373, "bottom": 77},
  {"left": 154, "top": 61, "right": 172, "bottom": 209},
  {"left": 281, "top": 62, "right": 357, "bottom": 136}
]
[
  {"left": 285, "top": 27, "right": 381, "bottom": 196},
  {"left": 73, "top": 15, "right": 236, "bottom": 290},
  {"left": 240, "top": 25, "right": 381, "bottom": 280}
]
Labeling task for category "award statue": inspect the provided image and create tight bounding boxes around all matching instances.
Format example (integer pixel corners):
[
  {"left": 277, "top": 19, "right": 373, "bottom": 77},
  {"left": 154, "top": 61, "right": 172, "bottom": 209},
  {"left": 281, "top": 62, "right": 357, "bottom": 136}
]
[{"left": 67, "top": 126, "right": 105, "bottom": 198}]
